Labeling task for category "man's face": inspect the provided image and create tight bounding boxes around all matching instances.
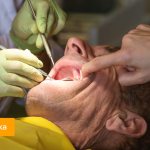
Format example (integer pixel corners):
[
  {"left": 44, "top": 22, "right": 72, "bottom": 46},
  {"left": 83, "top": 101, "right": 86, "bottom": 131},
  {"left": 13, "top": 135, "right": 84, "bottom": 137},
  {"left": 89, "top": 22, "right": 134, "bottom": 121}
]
[{"left": 26, "top": 37, "right": 121, "bottom": 149}]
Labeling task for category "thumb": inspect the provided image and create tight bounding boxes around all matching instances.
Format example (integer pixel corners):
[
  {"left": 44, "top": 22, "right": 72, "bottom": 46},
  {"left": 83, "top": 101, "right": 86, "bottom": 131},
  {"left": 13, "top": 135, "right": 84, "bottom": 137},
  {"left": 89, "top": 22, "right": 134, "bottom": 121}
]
[
  {"left": 82, "top": 50, "right": 124, "bottom": 77},
  {"left": 36, "top": 34, "right": 43, "bottom": 49},
  {"left": 119, "top": 71, "right": 144, "bottom": 86}
]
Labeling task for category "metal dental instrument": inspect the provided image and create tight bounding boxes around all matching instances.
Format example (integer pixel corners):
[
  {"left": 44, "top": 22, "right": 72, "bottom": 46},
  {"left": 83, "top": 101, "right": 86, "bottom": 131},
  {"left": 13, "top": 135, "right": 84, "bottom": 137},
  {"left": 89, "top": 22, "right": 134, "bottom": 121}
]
[
  {"left": 27, "top": 0, "right": 55, "bottom": 66},
  {"left": 38, "top": 69, "right": 53, "bottom": 80}
]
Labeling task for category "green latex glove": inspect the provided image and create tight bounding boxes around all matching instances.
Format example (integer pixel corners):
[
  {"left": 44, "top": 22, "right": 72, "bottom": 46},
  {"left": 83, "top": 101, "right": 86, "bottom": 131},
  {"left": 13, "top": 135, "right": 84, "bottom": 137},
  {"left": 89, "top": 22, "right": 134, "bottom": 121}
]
[
  {"left": 0, "top": 49, "right": 44, "bottom": 97},
  {"left": 10, "top": 0, "right": 67, "bottom": 54}
]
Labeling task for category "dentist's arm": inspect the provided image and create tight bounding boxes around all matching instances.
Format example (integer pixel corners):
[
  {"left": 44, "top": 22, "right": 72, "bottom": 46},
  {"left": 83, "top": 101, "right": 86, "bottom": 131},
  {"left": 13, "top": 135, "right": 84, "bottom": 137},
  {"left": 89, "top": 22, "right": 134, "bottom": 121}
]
[{"left": 82, "top": 24, "right": 150, "bottom": 86}]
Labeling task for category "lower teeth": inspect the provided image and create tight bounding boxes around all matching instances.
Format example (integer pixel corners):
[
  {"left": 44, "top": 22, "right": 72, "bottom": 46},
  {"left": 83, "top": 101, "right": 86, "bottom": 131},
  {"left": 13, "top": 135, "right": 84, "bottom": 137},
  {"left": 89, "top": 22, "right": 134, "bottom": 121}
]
[{"left": 62, "top": 77, "right": 73, "bottom": 81}]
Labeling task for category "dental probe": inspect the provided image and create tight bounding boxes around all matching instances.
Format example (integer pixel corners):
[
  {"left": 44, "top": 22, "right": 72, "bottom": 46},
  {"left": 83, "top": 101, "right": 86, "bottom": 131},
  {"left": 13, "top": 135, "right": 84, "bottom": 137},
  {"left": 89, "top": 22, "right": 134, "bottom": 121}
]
[
  {"left": 38, "top": 69, "right": 53, "bottom": 80},
  {"left": 27, "top": 0, "right": 55, "bottom": 66}
]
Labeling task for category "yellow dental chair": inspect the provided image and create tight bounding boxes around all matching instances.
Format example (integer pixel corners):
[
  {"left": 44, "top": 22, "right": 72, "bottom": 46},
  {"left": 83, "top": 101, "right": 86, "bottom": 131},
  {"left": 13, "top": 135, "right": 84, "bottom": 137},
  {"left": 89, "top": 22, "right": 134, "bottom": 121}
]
[{"left": 0, "top": 117, "right": 75, "bottom": 150}]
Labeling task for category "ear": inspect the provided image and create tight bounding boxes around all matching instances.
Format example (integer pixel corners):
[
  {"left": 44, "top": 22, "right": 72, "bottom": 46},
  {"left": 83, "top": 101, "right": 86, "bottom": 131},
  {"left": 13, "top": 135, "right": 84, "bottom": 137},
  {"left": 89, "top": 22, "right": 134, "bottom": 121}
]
[{"left": 106, "top": 110, "right": 147, "bottom": 138}]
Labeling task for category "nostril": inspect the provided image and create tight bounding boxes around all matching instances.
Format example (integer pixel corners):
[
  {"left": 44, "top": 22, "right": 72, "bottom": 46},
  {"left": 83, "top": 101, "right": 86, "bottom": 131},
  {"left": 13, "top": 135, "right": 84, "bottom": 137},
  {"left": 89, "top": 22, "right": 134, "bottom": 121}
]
[
  {"left": 65, "top": 37, "right": 87, "bottom": 57},
  {"left": 72, "top": 43, "right": 83, "bottom": 55}
]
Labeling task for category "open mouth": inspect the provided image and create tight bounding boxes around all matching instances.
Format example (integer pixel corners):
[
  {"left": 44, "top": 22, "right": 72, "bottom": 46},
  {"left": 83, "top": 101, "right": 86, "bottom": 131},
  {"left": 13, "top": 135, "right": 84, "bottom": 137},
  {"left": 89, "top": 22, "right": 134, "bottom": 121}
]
[
  {"left": 54, "top": 66, "right": 81, "bottom": 81},
  {"left": 48, "top": 56, "right": 86, "bottom": 82},
  {"left": 50, "top": 66, "right": 82, "bottom": 81}
]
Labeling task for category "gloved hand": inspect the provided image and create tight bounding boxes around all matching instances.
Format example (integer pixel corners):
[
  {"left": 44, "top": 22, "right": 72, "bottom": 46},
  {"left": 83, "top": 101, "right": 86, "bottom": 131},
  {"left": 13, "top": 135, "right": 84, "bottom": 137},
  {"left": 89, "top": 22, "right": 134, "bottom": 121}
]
[
  {"left": 10, "top": 0, "right": 67, "bottom": 54},
  {"left": 0, "top": 49, "right": 44, "bottom": 97}
]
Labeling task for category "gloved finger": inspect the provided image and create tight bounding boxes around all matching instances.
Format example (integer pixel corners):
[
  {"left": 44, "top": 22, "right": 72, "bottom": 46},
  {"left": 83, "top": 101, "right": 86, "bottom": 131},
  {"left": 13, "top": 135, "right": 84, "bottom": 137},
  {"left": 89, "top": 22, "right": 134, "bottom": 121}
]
[
  {"left": 1, "top": 72, "right": 38, "bottom": 89},
  {"left": 82, "top": 50, "right": 126, "bottom": 77},
  {"left": 36, "top": 1, "right": 49, "bottom": 33},
  {"left": 31, "top": 23, "right": 39, "bottom": 34},
  {"left": 0, "top": 82, "right": 25, "bottom": 97},
  {"left": 36, "top": 34, "right": 44, "bottom": 49},
  {"left": 27, "top": 34, "right": 38, "bottom": 45},
  {"left": 52, "top": 15, "right": 66, "bottom": 35},
  {"left": 16, "top": 19, "right": 37, "bottom": 40},
  {"left": 51, "top": 0, "right": 67, "bottom": 35},
  {"left": 45, "top": 9, "right": 55, "bottom": 36},
  {"left": 4, "top": 49, "right": 43, "bottom": 68},
  {"left": 3, "top": 61, "right": 44, "bottom": 82}
]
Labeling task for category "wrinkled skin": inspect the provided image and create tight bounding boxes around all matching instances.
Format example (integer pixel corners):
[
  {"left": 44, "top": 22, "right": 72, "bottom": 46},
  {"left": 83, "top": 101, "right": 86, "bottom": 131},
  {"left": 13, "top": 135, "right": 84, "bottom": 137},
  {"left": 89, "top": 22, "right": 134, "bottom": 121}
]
[
  {"left": 82, "top": 24, "right": 150, "bottom": 86},
  {"left": 26, "top": 37, "right": 122, "bottom": 149}
]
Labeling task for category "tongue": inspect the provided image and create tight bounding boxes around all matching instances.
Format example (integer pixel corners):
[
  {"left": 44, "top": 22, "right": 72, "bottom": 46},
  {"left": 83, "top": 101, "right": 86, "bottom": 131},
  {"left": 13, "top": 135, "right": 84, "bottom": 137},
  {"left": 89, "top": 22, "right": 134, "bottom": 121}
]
[{"left": 55, "top": 67, "right": 80, "bottom": 80}]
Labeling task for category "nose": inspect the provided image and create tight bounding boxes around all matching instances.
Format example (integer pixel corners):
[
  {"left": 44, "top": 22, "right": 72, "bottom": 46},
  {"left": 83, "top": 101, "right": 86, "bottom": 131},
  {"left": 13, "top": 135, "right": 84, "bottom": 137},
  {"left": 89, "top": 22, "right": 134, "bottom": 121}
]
[{"left": 65, "top": 37, "right": 87, "bottom": 58}]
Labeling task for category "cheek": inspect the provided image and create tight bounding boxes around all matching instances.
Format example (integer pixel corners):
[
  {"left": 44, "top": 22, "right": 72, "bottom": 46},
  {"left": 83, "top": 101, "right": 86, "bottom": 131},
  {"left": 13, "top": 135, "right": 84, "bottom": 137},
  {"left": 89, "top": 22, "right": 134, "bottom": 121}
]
[
  {"left": 26, "top": 82, "right": 65, "bottom": 106},
  {"left": 26, "top": 81, "right": 77, "bottom": 115},
  {"left": 26, "top": 85, "right": 47, "bottom": 116}
]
